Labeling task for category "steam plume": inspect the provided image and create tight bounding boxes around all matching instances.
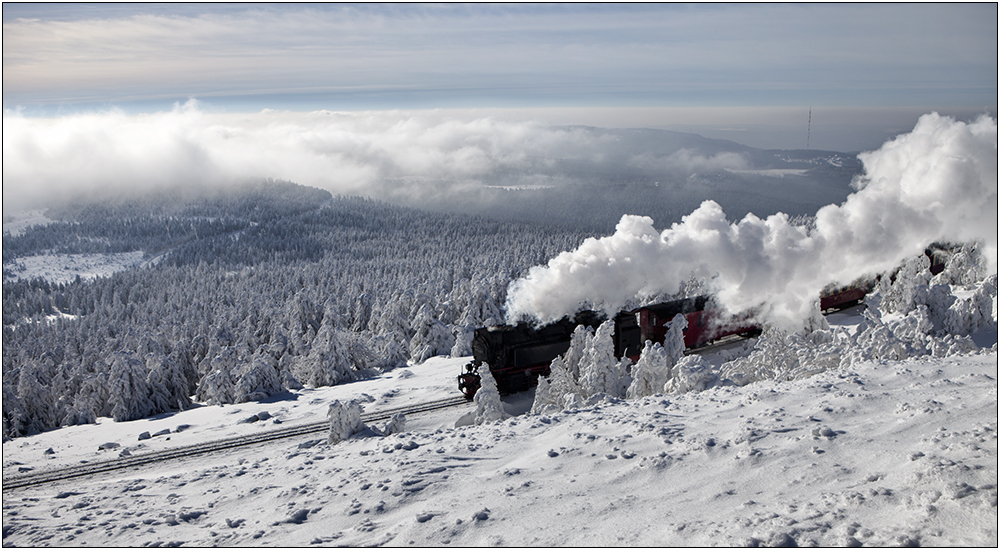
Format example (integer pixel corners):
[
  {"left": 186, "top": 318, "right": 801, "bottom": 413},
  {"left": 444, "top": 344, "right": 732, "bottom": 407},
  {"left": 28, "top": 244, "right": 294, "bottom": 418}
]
[{"left": 506, "top": 113, "right": 998, "bottom": 329}]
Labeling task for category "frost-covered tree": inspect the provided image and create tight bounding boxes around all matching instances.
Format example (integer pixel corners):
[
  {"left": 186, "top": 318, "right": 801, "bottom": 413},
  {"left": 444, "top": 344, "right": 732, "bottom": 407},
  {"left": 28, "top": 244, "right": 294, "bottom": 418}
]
[
  {"left": 626, "top": 341, "right": 672, "bottom": 399},
  {"left": 579, "top": 320, "right": 628, "bottom": 398},
  {"left": 878, "top": 253, "right": 932, "bottom": 315},
  {"left": 62, "top": 369, "right": 111, "bottom": 426},
  {"left": 196, "top": 347, "right": 239, "bottom": 405},
  {"left": 145, "top": 352, "right": 192, "bottom": 412},
  {"left": 351, "top": 292, "right": 374, "bottom": 332},
  {"left": 450, "top": 324, "right": 476, "bottom": 357},
  {"left": 327, "top": 399, "right": 365, "bottom": 444},
  {"left": 474, "top": 363, "right": 507, "bottom": 425},
  {"left": 234, "top": 350, "right": 285, "bottom": 403},
  {"left": 371, "top": 293, "right": 414, "bottom": 358},
  {"left": 409, "top": 303, "right": 455, "bottom": 363},
  {"left": 530, "top": 355, "right": 584, "bottom": 414},
  {"left": 562, "top": 324, "right": 592, "bottom": 381},
  {"left": 295, "top": 317, "right": 354, "bottom": 387},
  {"left": 107, "top": 351, "right": 153, "bottom": 422},
  {"left": 369, "top": 334, "right": 409, "bottom": 371}
]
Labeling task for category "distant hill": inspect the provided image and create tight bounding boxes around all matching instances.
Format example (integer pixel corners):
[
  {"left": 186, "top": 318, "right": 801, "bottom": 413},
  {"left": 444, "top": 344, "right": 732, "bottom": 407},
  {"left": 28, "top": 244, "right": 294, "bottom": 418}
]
[{"left": 401, "top": 126, "right": 863, "bottom": 232}]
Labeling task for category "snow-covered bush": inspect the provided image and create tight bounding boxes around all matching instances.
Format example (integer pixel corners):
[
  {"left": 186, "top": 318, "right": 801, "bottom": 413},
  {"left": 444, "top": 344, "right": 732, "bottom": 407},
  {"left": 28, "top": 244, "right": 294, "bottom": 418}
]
[
  {"left": 327, "top": 399, "right": 365, "bottom": 444},
  {"left": 474, "top": 362, "right": 507, "bottom": 425},
  {"left": 717, "top": 326, "right": 848, "bottom": 387},
  {"left": 664, "top": 355, "right": 718, "bottom": 394},
  {"left": 379, "top": 413, "right": 406, "bottom": 436},
  {"left": 942, "top": 274, "right": 997, "bottom": 337},
  {"left": 932, "top": 243, "right": 989, "bottom": 287}
]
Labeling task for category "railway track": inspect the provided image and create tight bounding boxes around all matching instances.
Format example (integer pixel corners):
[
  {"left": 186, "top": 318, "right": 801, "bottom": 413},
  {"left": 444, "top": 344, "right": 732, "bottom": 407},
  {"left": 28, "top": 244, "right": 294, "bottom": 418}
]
[{"left": 2, "top": 395, "right": 470, "bottom": 491}]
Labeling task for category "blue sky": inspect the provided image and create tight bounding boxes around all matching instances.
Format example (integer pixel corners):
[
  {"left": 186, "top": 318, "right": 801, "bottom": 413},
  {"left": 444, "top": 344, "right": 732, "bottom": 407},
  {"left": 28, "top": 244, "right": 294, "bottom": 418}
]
[{"left": 3, "top": 3, "right": 997, "bottom": 150}]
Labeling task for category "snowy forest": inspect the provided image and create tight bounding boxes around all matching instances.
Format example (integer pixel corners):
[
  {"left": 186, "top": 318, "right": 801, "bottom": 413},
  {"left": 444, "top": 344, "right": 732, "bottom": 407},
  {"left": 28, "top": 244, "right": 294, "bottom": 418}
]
[
  {"left": 3, "top": 130, "right": 994, "bottom": 441},
  {"left": 3, "top": 181, "right": 592, "bottom": 438}
]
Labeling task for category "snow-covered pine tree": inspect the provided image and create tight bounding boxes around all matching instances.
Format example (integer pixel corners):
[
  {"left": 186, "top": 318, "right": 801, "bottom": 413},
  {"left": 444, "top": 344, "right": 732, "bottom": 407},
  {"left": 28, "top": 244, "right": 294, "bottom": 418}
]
[
  {"left": 351, "top": 292, "right": 374, "bottom": 332},
  {"left": 234, "top": 349, "right": 285, "bottom": 403},
  {"left": 294, "top": 315, "right": 354, "bottom": 387},
  {"left": 579, "top": 320, "right": 624, "bottom": 398},
  {"left": 107, "top": 351, "right": 154, "bottom": 422},
  {"left": 626, "top": 341, "right": 670, "bottom": 399},
  {"left": 474, "top": 362, "right": 507, "bottom": 425},
  {"left": 562, "top": 324, "right": 593, "bottom": 381},
  {"left": 145, "top": 352, "right": 193, "bottom": 412},
  {"left": 369, "top": 333, "right": 409, "bottom": 371},
  {"left": 450, "top": 324, "right": 476, "bottom": 357},
  {"left": 196, "top": 347, "right": 239, "bottom": 405},
  {"left": 409, "top": 303, "right": 455, "bottom": 363}
]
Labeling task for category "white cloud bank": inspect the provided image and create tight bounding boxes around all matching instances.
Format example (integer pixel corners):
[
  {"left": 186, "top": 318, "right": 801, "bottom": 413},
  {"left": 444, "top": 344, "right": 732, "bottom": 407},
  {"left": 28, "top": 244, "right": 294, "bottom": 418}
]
[
  {"left": 2, "top": 102, "right": 752, "bottom": 211},
  {"left": 505, "top": 113, "right": 998, "bottom": 329}
]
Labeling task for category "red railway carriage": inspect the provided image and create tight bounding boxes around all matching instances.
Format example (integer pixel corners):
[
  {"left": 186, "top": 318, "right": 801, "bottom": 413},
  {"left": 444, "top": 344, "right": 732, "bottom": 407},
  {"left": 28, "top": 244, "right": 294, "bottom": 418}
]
[
  {"left": 820, "top": 286, "right": 867, "bottom": 311},
  {"left": 633, "top": 295, "right": 760, "bottom": 350},
  {"left": 459, "top": 295, "right": 762, "bottom": 399}
]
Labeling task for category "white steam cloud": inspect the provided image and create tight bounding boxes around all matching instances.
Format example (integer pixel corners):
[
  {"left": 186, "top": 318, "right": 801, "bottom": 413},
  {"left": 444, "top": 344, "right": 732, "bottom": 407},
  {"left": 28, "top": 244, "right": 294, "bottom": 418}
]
[{"left": 506, "top": 113, "right": 998, "bottom": 329}]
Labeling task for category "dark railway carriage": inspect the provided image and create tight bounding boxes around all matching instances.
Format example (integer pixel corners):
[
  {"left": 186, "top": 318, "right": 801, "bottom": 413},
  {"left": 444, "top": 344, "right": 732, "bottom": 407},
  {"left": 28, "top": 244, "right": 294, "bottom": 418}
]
[
  {"left": 460, "top": 284, "right": 875, "bottom": 399},
  {"left": 459, "top": 312, "right": 608, "bottom": 398},
  {"left": 459, "top": 295, "right": 753, "bottom": 399}
]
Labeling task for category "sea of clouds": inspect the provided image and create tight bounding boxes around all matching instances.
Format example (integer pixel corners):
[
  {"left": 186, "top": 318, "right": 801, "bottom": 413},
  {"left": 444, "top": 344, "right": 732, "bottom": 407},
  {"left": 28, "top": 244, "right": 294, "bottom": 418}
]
[{"left": 2, "top": 101, "right": 750, "bottom": 213}]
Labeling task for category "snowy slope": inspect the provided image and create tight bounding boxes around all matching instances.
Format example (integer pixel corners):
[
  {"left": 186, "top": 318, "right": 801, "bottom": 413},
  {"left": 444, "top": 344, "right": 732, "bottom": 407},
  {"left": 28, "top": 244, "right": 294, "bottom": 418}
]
[
  {"left": 4, "top": 251, "right": 146, "bottom": 286},
  {"left": 2, "top": 209, "right": 55, "bottom": 237},
  {"left": 3, "top": 310, "right": 996, "bottom": 547}
]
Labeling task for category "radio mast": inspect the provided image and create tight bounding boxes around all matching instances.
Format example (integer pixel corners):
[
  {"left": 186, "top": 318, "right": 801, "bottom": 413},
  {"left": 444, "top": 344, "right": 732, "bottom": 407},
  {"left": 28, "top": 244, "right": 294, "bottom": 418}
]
[{"left": 806, "top": 107, "right": 811, "bottom": 149}]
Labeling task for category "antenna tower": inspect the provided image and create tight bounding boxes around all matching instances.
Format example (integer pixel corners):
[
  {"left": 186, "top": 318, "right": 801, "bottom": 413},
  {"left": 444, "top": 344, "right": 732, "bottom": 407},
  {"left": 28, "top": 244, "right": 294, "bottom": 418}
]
[{"left": 806, "top": 107, "right": 811, "bottom": 149}]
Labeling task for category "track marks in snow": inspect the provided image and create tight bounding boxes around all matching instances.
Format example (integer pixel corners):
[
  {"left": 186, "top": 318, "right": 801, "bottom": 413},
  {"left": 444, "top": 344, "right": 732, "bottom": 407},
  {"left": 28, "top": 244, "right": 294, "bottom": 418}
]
[{"left": 2, "top": 355, "right": 995, "bottom": 546}]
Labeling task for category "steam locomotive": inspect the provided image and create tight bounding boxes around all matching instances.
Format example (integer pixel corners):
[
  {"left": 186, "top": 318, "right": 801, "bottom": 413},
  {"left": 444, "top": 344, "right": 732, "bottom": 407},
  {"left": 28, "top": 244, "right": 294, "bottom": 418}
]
[
  {"left": 457, "top": 242, "right": 956, "bottom": 400},
  {"left": 457, "top": 286, "right": 868, "bottom": 400}
]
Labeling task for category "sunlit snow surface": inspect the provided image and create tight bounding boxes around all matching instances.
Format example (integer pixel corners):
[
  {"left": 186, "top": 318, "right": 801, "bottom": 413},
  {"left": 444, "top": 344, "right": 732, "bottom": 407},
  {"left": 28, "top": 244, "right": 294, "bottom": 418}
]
[
  {"left": 2, "top": 209, "right": 55, "bottom": 237},
  {"left": 4, "top": 251, "right": 146, "bottom": 286},
  {"left": 3, "top": 308, "right": 996, "bottom": 547},
  {"left": 3, "top": 209, "right": 149, "bottom": 285}
]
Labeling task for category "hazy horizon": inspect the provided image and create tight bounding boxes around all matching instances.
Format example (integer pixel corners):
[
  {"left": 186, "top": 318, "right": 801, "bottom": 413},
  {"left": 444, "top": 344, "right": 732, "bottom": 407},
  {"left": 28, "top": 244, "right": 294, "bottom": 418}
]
[{"left": 4, "top": 3, "right": 996, "bottom": 152}]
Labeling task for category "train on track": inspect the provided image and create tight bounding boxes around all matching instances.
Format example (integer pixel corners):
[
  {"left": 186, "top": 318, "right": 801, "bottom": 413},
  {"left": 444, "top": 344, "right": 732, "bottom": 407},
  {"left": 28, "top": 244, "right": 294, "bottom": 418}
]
[
  {"left": 458, "top": 245, "right": 951, "bottom": 400},
  {"left": 457, "top": 286, "right": 866, "bottom": 400}
]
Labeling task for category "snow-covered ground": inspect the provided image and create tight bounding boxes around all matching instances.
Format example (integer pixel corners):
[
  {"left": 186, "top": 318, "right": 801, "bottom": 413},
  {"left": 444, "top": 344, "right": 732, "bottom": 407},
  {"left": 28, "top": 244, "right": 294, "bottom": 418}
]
[
  {"left": 2, "top": 209, "right": 55, "bottom": 237},
  {"left": 3, "top": 308, "right": 996, "bottom": 547},
  {"left": 3, "top": 251, "right": 147, "bottom": 286},
  {"left": 3, "top": 209, "right": 149, "bottom": 285}
]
